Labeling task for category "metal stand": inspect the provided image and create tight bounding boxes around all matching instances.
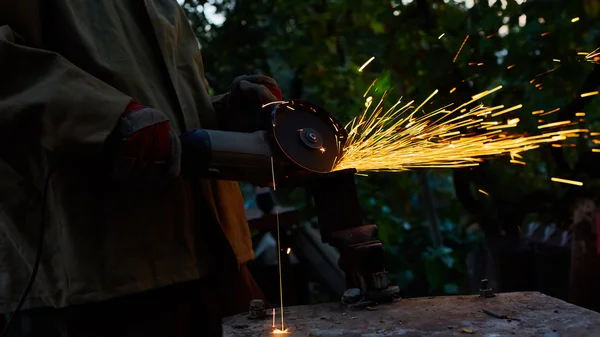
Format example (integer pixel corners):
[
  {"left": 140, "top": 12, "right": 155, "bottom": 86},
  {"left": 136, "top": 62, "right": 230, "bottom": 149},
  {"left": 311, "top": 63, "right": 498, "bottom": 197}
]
[{"left": 311, "top": 169, "right": 400, "bottom": 305}]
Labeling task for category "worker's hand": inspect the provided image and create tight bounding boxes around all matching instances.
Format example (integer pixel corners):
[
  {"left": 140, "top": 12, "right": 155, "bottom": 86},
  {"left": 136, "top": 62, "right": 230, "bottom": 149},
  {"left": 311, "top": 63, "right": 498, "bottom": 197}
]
[
  {"left": 224, "top": 75, "right": 283, "bottom": 132},
  {"left": 106, "top": 100, "right": 181, "bottom": 180}
]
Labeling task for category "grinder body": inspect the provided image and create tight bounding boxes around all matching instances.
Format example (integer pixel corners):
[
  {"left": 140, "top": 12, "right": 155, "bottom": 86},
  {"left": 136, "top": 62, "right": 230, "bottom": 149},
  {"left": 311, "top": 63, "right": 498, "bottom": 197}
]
[{"left": 180, "top": 100, "right": 345, "bottom": 187}]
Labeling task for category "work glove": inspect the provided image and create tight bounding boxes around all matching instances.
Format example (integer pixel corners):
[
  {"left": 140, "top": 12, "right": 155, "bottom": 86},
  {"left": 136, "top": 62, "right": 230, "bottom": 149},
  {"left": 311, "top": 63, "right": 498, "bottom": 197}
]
[
  {"left": 106, "top": 100, "right": 181, "bottom": 180},
  {"left": 221, "top": 75, "right": 283, "bottom": 132}
]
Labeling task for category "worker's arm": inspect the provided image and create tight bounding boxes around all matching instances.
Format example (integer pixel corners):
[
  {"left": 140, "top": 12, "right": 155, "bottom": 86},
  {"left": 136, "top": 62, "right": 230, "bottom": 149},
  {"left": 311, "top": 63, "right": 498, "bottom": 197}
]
[
  {"left": 0, "top": 25, "right": 131, "bottom": 154},
  {"left": 0, "top": 25, "right": 180, "bottom": 179},
  {"left": 210, "top": 75, "right": 283, "bottom": 132}
]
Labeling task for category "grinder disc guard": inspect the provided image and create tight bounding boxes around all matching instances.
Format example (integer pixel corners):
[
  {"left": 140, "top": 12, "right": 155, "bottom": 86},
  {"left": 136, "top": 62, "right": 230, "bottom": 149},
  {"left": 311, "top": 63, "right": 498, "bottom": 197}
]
[{"left": 269, "top": 100, "right": 347, "bottom": 173}]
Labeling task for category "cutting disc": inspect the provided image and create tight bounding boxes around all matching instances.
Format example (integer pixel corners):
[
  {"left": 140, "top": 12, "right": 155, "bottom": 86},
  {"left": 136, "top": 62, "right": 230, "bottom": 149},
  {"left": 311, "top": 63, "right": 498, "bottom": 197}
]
[{"left": 270, "top": 100, "right": 346, "bottom": 173}]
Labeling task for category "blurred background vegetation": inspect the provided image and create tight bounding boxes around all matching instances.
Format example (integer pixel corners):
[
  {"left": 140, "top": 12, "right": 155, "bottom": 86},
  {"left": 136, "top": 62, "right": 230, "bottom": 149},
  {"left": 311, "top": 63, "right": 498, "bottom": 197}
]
[{"left": 181, "top": 0, "right": 600, "bottom": 302}]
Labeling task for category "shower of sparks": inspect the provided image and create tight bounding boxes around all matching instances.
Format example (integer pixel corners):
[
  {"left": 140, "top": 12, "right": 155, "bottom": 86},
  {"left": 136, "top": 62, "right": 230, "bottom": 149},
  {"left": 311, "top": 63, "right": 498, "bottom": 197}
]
[
  {"left": 551, "top": 177, "right": 583, "bottom": 186},
  {"left": 358, "top": 56, "right": 375, "bottom": 72},
  {"left": 453, "top": 35, "right": 469, "bottom": 63},
  {"left": 333, "top": 87, "right": 584, "bottom": 172}
]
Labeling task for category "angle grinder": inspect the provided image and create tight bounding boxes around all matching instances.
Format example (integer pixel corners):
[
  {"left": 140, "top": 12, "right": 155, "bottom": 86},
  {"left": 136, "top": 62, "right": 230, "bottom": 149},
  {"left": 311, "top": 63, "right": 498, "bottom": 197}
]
[{"left": 180, "top": 100, "right": 347, "bottom": 186}]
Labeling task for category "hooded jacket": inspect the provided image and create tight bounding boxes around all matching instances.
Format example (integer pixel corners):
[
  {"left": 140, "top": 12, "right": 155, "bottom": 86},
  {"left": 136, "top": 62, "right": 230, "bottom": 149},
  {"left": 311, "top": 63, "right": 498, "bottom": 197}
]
[{"left": 0, "top": 0, "right": 253, "bottom": 312}]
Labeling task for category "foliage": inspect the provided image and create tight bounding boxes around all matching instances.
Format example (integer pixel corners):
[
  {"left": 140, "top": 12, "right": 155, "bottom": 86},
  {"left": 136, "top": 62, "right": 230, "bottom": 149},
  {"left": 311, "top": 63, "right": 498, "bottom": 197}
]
[{"left": 182, "top": 0, "right": 600, "bottom": 296}]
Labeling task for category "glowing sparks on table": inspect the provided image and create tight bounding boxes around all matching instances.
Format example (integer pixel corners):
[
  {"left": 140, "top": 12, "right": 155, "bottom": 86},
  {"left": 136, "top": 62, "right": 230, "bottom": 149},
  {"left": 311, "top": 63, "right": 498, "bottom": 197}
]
[
  {"left": 551, "top": 177, "right": 583, "bottom": 186},
  {"left": 273, "top": 329, "right": 289, "bottom": 334},
  {"left": 333, "top": 87, "right": 584, "bottom": 172}
]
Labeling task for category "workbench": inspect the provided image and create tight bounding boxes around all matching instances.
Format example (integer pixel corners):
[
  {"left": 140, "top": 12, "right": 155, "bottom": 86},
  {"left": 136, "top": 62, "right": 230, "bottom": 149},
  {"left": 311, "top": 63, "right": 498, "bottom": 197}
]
[{"left": 223, "top": 292, "right": 600, "bottom": 336}]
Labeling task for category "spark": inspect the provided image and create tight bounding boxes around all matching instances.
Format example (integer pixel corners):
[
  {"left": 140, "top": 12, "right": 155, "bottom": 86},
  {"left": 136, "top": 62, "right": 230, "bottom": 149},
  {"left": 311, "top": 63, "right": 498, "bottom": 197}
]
[
  {"left": 272, "top": 309, "right": 276, "bottom": 328},
  {"left": 450, "top": 87, "right": 457, "bottom": 93},
  {"left": 591, "top": 132, "right": 600, "bottom": 136},
  {"left": 571, "top": 17, "right": 580, "bottom": 23},
  {"left": 551, "top": 177, "right": 583, "bottom": 186},
  {"left": 270, "top": 158, "right": 285, "bottom": 333},
  {"left": 539, "top": 108, "right": 560, "bottom": 116},
  {"left": 581, "top": 91, "right": 599, "bottom": 98},
  {"left": 273, "top": 329, "right": 290, "bottom": 334},
  {"left": 535, "top": 67, "right": 559, "bottom": 78},
  {"left": 286, "top": 248, "right": 291, "bottom": 254},
  {"left": 262, "top": 101, "right": 290, "bottom": 108},
  {"left": 576, "top": 112, "right": 586, "bottom": 117},
  {"left": 593, "top": 149, "right": 600, "bottom": 153},
  {"left": 553, "top": 59, "right": 561, "bottom": 62},
  {"left": 358, "top": 56, "right": 375, "bottom": 72},
  {"left": 453, "top": 35, "right": 469, "bottom": 63},
  {"left": 507, "top": 64, "right": 515, "bottom": 69},
  {"left": 538, "top": 121, "right": 571, "bottom": 129},
  {"left": 364, "top": 78, "right": 378, "bottom": 97},
  {"left": 510, "top": 159, "right": 526, "bottom": 165},
  {"left": 585, "top": 48, "right": 600, "bottom": 63},
  {"left": 541, "top": 32, "right": 551, "bottom": 37},
  {"left": 438, "top": 33, "right": 445, "bottom": 39},
  {"left": 334, "top": 89, "right": 583, "bottom": 172},
  {"left": 491, "top": 104, "right": 522, "bottom": 117},
  {"left": 578, "top": 52, "right": 590, "bottom": 55},
  {"left": 478, "top": 189, "right": 489, "bottom": 196}
]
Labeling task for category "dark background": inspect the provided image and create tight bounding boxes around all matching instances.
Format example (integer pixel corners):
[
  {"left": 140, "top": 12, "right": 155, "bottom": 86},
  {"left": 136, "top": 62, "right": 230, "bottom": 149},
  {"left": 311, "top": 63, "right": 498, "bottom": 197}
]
[{"left": 180, "top": 0, "right": 600, "bottom": 309}]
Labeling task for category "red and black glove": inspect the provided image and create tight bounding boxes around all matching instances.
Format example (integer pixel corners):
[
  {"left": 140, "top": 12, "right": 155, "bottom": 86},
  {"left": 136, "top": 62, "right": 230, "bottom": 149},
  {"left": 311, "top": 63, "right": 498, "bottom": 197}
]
[
  {"left": 108, "top": 100, "right": 181, "bottom": 180},
  {"left": 220, "top": 75, "right": 283, "bottom": 132}
]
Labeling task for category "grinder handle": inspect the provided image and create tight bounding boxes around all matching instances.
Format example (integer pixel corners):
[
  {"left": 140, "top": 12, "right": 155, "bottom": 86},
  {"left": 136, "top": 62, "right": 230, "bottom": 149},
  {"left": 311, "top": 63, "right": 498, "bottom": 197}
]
[{"left": 180, "top": 129, "right": 276, "bottom": 186}]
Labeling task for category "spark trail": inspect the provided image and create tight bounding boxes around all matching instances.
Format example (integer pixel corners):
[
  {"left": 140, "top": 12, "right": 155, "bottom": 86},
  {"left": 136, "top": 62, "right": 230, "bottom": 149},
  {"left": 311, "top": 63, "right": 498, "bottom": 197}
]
[{"left": 334, "top": 87, "right": 584, "bottom": 172}]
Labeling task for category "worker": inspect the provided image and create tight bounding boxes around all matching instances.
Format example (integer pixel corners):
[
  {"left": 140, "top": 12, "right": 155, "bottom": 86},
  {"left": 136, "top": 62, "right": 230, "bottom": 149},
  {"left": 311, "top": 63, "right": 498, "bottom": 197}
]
[{"left": 0, "top": 1, "right": 281, "bottom": 336}]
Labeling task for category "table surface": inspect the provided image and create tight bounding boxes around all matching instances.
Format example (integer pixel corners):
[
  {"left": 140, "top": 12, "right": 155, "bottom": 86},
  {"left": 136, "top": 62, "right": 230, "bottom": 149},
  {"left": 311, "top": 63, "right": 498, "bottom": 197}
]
[{"left": 223, "top": 292, "right": 600, "bottom": 337}]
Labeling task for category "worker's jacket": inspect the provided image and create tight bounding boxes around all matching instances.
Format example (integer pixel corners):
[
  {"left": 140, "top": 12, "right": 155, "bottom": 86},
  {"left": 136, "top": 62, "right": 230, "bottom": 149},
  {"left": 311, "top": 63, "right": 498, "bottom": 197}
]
[{"left": 0, "top": 0, "right": 253, "bottom": 312}]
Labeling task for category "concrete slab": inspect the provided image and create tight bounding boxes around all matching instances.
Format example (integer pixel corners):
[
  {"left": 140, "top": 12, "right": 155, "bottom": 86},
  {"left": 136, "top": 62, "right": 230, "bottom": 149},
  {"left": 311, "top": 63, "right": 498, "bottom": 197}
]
[{"left": 223, "top": 292, "right": 600, "bottom": 336}]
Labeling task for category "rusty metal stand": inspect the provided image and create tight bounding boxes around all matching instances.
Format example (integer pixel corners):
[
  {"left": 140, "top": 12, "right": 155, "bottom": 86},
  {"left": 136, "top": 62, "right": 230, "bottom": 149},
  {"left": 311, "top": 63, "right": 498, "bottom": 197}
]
[{"left": 311, "top": 169, "right": 400, "bottom": 305}]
